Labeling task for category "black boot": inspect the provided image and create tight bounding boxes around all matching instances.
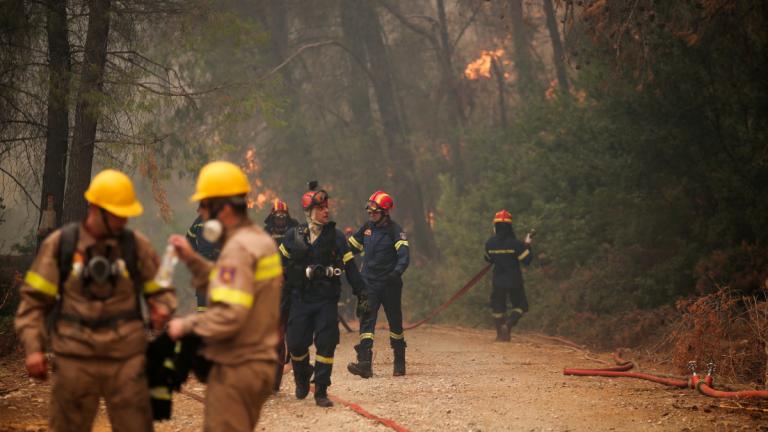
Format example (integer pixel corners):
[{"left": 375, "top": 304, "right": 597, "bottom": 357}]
[
  {"left": 494, "top": 317, "right": 510, "bottom": 342},
  {"left": 314, "top": 384, "right": 334, "bottom": 407},
  {"left": 507, "top": 309, "right": 523, "bottom": 329},
  {"left": 347, "top": 344, "right": 373, "bottom": 378},
  {"left": 293, "top": 359, "right": 312, "bottom": 400},
  {"left": 392, "top": 341, "right": 406, "bottom": 376}
]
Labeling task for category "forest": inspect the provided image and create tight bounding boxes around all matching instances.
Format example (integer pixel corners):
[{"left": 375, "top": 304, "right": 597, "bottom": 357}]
[{"left": 1, "top": 0, "right": 767, "bottom": 385}]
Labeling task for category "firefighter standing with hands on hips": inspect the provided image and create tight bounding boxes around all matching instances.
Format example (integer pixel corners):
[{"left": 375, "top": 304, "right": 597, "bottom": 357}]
[
  {"left": 166, "top": 161, "right": 283, "bottom": 431},
  {"left": 484, "top": 210, "right": 533, "bottom": 342},
  {"left": 279, "top": 181, "right": 367, "bottom": 407},
  {"left": 263, "top": 198, "right": 298, "bottom": 393},
  {"left": 15, "top": 169, "right": 177, "bottom": 432},
  {"left": 347, "top": 191, "right": 410, "bottom": 378}
]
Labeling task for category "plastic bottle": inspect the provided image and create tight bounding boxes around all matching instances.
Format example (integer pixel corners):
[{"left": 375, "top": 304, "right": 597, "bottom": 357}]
[{"left": 155, "top": 244, "right": 178, "bottom": 288}]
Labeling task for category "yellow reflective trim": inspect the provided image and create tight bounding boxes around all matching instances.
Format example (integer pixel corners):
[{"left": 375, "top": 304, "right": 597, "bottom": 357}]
[
  {"left": 394, "top": 240, "right": 409, "bottom": 251},
  {"left": 291, "top": 352, "right": 309, "bottom": 362},
  {"left": 254, "top": 253, "right": 283, "bottom": 281},
  {"left": 150, "top": 386, "right": 171, "bottom": 400},
  {"left": 143, "top": 280, "right": 162, "bottom": 294},
  {"left": 315, "top": 354, "right": 334, "bottom": 365},
  {"left": 491, "top": 312, "right": 505, "bottom": 318},
  {"left": 389, "top": 331, "right": 404, "bottom": 340},
  {"left": 24, "top": 271, "right": 58, "bottom": 297},
  {"left": 196, "top": 306, "right": 208, "bottom": 312},
  {"left": 348, "top": 236, "right": 363, "bottom": 251},
  {"left": 360, "top": 332, "right": 374, "bottom": 340},
  {"left": 342, "top": 251, "right": 354, "bottom": 264},
  {"left": 518, "top": 249, "right": 530, "bottom": 261},
  {"left": 511, "top": 307, "right": 524, "bottom": 315},
  {"left": 174, "top": 341, "right": 182, "bottom": 354},
  {"left": 186, "top": 229, "right": 197, "bottom": 238},
  {"left": 489, "top": 249, "right": 515, "bottom": 254},
  {"left": 163, "top": 359, "right": 175, "bottom": 370},
  {"left": 210, "top": 287, "right": 254, "bottom": 308},
  {"left": 278, "top": 243, "right": 291, "bottom": 259},
  {"left": 208, "top": 270, "right": 217, "bottom": 281}
]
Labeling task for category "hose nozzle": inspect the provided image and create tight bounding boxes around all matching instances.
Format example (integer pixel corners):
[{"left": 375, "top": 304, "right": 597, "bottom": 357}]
[{"left": 687, "top": 361, "right": 698, "bottom": 376}]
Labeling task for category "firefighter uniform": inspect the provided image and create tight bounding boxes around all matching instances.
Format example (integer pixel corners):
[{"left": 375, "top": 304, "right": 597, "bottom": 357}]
[
  {"left": 171, "top": 161, "right": 283, "bottom": 432},
  {"left": 263, "top": 201, "right": 298, "bottom": 393},
  {"left": 186, "top": 215, "right": 221, "bottom": 312},
  {"left": 14, "top": 170, "right": 177, "bottom": 432},
  {"left": 280, "top": 221, "right": 365, "bottom": 405},
  {"left": 347, "top": 191, "right": 410, "bottom": 377},
  {"left": 484, "top": 210, "right": 533, "bottom": 341}
]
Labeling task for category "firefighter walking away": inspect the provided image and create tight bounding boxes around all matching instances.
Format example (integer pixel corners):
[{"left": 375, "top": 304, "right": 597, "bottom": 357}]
[{"left": 484, "top": 210, "right": 533, "bottom": 342}]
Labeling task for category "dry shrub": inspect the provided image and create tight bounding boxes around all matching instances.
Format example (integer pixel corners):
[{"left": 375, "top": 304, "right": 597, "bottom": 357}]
[
  {"left": 554, "top": 307, "right": 675, "bottom": 351},
  {"left": 670, "top": 288, "right": 767, "bottom": 385}
]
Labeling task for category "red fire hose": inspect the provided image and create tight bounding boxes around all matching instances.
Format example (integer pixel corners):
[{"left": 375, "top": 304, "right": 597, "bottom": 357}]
[
  {"left": 563, "top": 368, "right": 689, "bottom": 388},
  {"left": 696, "top": 382, "right": 768, "bottom": 399}
]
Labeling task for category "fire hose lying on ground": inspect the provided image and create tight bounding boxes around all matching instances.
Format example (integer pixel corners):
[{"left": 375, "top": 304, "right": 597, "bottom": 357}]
[{"left": 564, "top": 352, "right": 768, "bottom": 399}]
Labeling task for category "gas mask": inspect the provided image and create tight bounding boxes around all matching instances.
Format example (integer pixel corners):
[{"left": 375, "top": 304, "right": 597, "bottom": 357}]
[
  {"left": 202, "top": 219, "right": 223, "bottom": 243},
  {"left": 81, "top": 244, "right": 126, "bottom": 300}
]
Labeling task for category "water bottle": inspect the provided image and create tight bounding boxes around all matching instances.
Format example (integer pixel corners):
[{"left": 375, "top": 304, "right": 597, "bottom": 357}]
[{"left": 155, "top": 244, "right": 178, "bottom": 288}]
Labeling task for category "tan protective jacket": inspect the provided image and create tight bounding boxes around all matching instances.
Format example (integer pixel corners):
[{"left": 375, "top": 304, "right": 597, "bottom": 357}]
[
  {"left": 183, "top": 221, "right": 282, "bottom": 365},
  {"left": 15, "top": 225, "right": 177, "bottom": 358}
]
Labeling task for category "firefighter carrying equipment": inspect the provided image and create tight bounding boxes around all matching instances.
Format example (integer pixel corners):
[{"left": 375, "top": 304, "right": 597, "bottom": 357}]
[
  {"left": 84, "top": 169, "right": 144, "bottom": 218},
  {"left": 366, "top": 191, "right": 394, "bottom": 212},
  {"left": 190, "top": 161, "right": 251, "bottom": 202}
]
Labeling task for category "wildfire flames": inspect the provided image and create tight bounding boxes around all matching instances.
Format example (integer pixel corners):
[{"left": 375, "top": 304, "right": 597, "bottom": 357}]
[
  {"left": 464, "top": 48, "right": 505, "bottom": 80},
  {"left": 242, "top": 148, "right": 278, "bottom": 209}
]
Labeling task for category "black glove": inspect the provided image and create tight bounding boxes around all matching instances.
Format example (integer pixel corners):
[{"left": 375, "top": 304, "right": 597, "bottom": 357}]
[
  {"left": 356, "top": 293, "right": 370, "bottom": 318},
  {"left": 386, "top": 270, "right": 402, "bottom": 284}
]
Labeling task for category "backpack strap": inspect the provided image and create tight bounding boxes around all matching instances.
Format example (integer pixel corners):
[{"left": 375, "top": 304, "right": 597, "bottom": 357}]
[
  {"left": 57, "top": 223, "right": 80, "bottom": 289},
  {"left": 118, "top": 228, "right": 148, "bottom": 325}
]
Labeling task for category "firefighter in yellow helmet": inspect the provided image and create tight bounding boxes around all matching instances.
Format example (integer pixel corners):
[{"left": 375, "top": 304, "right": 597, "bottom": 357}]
[
  {"left": 167, "top": 161, "right": 282, "bottom": 432},
  {"left": 15, "top": 169, "right": 177, "bottom": 432}
]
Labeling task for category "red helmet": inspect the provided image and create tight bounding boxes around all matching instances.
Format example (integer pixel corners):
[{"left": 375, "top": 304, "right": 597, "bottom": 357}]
[
  {"left": 366, "top": 191, "right": 394, "bottom": 212},
  {"left": 493, "top": 210, "right": 513, "bottom": 224},
  {"left": 344, "top": 226, "right": 354, "bottom": 236},
  {"left": 301, "top": 181, "right": 329, "bottom": 211},
  {"left": 271, "top": 199, "right": 289, "bottom": 214}
]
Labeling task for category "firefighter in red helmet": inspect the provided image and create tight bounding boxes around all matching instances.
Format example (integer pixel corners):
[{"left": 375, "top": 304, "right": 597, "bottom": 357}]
[
  {"left": 347, "top": 191, "right": 410, "bottom": 378},
  {"left": 263, "top": 198, "right": 298, "bottom": 393},
  {"left": 279, "top": 182, "right": 366, "bottom": 407},
  {"left": 484, "top": 210, "right": 533, "bottom": 341}
]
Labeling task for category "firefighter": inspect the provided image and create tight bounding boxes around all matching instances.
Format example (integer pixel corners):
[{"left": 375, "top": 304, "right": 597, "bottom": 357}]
[
  {"left": 167, "top": 161, "right": 282, "bottom": 432},
  {"left": 280, "top": 182, "right": 366, "bottom": 407},
  {"left": 484, "top": 210, "right": 533, "bottom": 342},
  {"left": 263, "top": 198, "right": 298, "bottom": 393},
  {"left": 185, "top": 204, "right": 221, "bottom": 312},
  {"left": 14, "top": 169, "right": 177, "bottom": 432},
  {"left": 347, "top": 191, "right": 410, "bottom": 378}
]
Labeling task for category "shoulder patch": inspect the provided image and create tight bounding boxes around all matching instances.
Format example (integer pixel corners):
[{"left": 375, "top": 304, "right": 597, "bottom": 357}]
[
  {"left": 364, "top": 228, "right": 372, "bottom": 236},
  {"left": 218, "top": 266, "right": 237, "bottom": 283}
]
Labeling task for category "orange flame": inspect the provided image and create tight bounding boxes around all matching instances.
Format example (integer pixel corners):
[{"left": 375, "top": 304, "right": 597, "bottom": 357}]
[
  {"left": 242, "top": 148, "right": 278, "bottom": 209},
  {"left": 464, "top": 49, "right": 505, "bottom": 80}
]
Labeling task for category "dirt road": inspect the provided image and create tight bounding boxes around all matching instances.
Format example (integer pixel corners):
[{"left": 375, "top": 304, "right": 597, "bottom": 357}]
[{"left": 1, "top": 325, "right": 765, "bottom": 431}]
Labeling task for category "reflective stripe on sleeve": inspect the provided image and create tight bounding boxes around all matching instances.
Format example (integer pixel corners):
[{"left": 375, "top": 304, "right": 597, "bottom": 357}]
[
  {"left": 186, "top": 229, "right": 197, "bottom": 238},
  {"left": 210, "top": 287, "right": 254, "bottom": 308},
  {"left": 196, "top": 306, "right": 207, "bottom": 312},
  {"left": 315, "top": 354, "right": 334, "bottom": 364},
  {"left": 518, "top": 249, "right": 530, "bottom": 261},
  {"left": 278, "top": 243, "right": 291, "bottom": 259},
  {"left": 143, "top": 280, "right": 162, "bottom": 294},
  {"left": 163, "top": 359, "right": 175, "bottom": 370},
  {"left": 360, "top": 332, "right": 375, "bottom": 340},
  {"left": 348, "top": 236, "right": 363, "bottom": 251},
  {"left": 389, "top": 331, "right": 404, "bottom": 340},
  {"left": 342, "top": 251, "right": 355, "bottom": 264},
  {"left": 254, "top": 253, "right": 283, "bottom": 281},
  {"left": 394, "top": 240, "right": 409, "bottom": 251},
  {"left": 24, "top": 271, "right": 58, "bottom": 297}
]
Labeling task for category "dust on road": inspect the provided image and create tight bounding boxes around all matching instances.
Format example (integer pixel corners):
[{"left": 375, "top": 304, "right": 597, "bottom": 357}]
[{"left": 1, "top": 326, "right": 765, "bottom": 431}]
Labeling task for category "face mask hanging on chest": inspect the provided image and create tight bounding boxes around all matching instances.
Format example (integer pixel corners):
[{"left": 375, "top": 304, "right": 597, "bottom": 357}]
[{"left": 81, "top": 244, "right": 125, "bottom": 300}]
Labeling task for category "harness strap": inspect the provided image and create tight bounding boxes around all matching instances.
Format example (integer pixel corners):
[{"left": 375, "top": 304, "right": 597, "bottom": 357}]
[{"left": 58, "top": 309, "right": 143, "bottom": 329}]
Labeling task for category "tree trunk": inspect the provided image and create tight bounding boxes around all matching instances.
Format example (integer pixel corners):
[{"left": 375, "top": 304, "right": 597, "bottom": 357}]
[
  {"left": 39, "top": 0, "right": 71, "bottom": 237},
  {"left": 62, "top": 0, "right": 111, "bottom": 223},
  {"left": 357, "top": 2, "right": 437, "bottom": 259},
  {"left": 543, "top": 0, "right": 569, "bottom": 94},
  {"left": 491, "top": 57, "right": 507, "bottom": 129},
  {"left": 509, "top": 0, "right": 538, "bottom": 99}
]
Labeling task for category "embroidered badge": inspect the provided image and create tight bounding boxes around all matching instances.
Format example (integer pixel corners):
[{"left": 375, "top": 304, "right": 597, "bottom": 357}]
[
  {"left": 219, "top": 266, "right": 236, "bottom": 283},
  {"left": 364, "top": 229, "right": 372, "bottom": 236}
]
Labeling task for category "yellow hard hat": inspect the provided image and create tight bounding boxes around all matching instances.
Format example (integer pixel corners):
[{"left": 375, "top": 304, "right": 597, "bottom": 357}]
[
  {"left": 84, "top": 169, "right": 143, "bottom": 218},
  {"left": 190, "top": 161, "right": 251, "bottom": 202}
]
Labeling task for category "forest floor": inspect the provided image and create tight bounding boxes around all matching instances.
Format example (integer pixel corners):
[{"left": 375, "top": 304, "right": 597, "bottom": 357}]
[{"left": 1, "top": 325, "right": 767, "bottom": 432}]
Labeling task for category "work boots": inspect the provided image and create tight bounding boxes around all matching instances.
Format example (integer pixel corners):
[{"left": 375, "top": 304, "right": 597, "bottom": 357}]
[
  {"left": 347, "top": 344, "right": 373, "bottom": 378},
  {"left": 314, "top": 385, "right": 334, "bottom": 407},
  {"left": 507, "top": 309, "right": 523, "bottom": 329},
  {"left": 393, "top": 341, "right": 406, "bottom": 376},
  {"left": 494, "top": 317, "right": 510, "bottom": 342},
  {"left": 293, "top": 361, "right": 312, "bottom": 400}
]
